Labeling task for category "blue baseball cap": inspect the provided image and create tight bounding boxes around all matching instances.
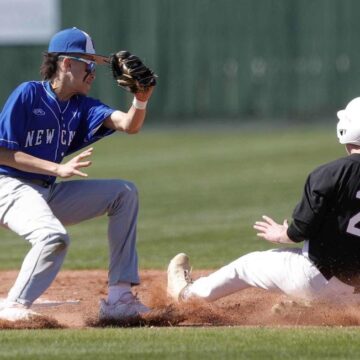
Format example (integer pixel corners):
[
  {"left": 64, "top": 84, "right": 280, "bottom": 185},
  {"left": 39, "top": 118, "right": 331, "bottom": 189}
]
[{"left": 48, "top": 27, "right": 108, "bottom": 64}]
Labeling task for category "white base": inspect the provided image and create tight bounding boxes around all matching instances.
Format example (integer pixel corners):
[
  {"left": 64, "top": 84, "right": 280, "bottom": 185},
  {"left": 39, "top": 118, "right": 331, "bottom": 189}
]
[{"left": 0, "top": 298, "right": 80, "bottom": 309}]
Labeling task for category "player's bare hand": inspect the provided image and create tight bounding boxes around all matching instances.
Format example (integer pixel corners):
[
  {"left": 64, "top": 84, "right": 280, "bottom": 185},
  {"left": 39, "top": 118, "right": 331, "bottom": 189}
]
[
  {"left": 135, "top": 86, "right": 154, "bottom": 102},
  {"left": 56, "top": 148, "right": 93, "bottom": 178},
  {"left": 253, "top": 215, "right": 293, "bottom": 244}
]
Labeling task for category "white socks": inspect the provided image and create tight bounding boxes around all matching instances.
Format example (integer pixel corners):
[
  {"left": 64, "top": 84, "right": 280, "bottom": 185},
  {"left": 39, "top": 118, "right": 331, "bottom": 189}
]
[{"left": 107, "top": 282, "right": 132, "bottom": 305}]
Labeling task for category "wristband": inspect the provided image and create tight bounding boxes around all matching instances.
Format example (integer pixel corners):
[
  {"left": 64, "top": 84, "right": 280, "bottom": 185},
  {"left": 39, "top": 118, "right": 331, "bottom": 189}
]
[{"left": 132, "top": 97, "right": 148, "bottom": 110}]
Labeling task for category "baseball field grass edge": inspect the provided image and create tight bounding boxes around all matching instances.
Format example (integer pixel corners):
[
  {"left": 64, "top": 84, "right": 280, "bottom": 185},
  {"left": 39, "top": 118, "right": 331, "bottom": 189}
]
[{"left": 0, "top": 327, "right": 359, "bottom": 360}]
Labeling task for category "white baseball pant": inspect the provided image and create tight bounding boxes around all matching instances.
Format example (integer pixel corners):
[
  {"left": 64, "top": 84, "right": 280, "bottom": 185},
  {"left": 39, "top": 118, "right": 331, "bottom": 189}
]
[
  {"left": 185, "top": 245, "right": 359, "bottom": 303},
  {"left": 0, "top": 175, "right": 140, "bottom": 307}
]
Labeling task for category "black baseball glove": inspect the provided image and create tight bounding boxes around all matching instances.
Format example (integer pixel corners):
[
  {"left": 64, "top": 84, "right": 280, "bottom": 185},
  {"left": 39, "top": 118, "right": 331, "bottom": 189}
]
[{"left": 109, "top": 50, "right": 157, "bottom": 93}]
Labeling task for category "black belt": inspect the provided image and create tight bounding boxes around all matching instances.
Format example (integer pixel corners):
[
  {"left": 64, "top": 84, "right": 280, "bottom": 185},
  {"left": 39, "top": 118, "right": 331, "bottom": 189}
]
[
  {"left": 24, "top": 178, "right": 52, "bottom": 188},
  {"left": 317, "top": 266, "right": 333, "bottom": 280},
  {"left": 319, "top": 266, "right": 360, "bottom": 293}
]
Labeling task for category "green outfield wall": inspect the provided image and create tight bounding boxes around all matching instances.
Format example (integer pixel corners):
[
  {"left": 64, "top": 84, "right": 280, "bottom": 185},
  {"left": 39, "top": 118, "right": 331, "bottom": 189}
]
[{"left": 0, "top": 0, "right": 360, "bottom": 122}]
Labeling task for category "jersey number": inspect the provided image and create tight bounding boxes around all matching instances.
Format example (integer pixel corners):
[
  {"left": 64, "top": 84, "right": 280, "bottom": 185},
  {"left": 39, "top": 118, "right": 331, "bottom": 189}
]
[{"left": 347, "top": 191, "right": 360, "bottom": 237}]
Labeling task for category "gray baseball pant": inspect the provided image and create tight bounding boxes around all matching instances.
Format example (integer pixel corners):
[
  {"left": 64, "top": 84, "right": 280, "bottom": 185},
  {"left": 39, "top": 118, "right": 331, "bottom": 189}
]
[{"left": 0, "top": 175, "right": 139, "bottom": 307}]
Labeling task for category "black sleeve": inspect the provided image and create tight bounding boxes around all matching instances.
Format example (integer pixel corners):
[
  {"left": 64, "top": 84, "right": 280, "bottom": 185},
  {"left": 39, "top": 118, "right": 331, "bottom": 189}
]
[
  {"left": 287, "top": 220, "right": 310, "bottom": 243},
  {"left": 286, "top": 166, "right": 335, "bottom": 242}
]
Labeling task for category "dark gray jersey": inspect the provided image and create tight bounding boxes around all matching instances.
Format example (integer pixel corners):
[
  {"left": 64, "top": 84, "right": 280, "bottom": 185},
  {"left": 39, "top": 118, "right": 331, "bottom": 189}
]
[{"left": 287, "top": 153, "right": 360, "bottom": 285}]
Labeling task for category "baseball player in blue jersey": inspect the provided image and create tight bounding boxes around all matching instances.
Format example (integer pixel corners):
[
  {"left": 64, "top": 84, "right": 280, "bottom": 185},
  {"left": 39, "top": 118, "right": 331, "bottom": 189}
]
[
  {"left": 0, "top": 27, "right": 155, "bottom": 321},
  {"left": 168, "top": 97, "right": 360, "bottom": 306}
]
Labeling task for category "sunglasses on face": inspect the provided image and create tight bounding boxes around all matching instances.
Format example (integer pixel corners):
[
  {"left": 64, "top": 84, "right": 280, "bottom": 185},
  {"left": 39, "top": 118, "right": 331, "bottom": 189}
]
[{"left": 59, "top": 55, "right": 96, "bottom": 73}]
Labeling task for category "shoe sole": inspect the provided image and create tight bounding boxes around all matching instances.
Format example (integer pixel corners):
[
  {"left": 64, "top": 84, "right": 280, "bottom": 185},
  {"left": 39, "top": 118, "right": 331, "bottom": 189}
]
[{"left": 167, "top": 253, "right": 191, "bottom": 300}]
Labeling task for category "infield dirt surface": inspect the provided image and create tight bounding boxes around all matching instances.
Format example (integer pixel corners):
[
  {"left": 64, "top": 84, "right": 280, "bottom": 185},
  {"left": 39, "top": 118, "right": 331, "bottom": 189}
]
[{"left": 1, "top": 270, "right": 360, "bottom": 329}]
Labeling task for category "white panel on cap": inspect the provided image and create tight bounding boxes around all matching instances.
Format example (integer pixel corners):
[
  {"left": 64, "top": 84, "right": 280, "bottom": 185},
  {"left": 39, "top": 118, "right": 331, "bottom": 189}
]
[{"left": 81, "top": 30, "right": 95, "bottom": 54}]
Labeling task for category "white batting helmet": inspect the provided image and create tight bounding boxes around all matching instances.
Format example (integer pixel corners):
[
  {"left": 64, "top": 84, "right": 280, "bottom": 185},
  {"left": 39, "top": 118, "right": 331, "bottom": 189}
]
[{"left": 337, "top": 97, "right": 360, "bottom": 145}]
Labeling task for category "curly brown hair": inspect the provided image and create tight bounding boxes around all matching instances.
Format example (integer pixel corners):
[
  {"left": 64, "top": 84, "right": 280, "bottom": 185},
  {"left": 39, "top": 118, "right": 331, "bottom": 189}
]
[{"left": 40, "top": 52, "right": 60, "bottom": 80}]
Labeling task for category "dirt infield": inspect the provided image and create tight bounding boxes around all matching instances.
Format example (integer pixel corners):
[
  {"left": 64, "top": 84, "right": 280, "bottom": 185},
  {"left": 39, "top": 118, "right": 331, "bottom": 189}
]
[{"left": 1, "top": 269, "right": 360, "bottom": 329}]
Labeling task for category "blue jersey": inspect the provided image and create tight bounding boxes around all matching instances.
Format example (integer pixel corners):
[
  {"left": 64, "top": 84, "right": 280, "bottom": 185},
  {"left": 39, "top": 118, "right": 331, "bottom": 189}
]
[{"left": 0, "top": 81, "right": 115, "bottom": 184}]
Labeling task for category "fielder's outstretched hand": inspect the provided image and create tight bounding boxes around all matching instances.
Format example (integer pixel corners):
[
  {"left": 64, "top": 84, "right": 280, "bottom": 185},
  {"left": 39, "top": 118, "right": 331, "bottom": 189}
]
[
  {"left": 56, "top": 147, "right": 93, "bottom": 178},
  {"left": 253, "top": 215, "right": 294, "bottom": 244},
  {"left": 134, "top": 85, "right": 155, "bottom": 102}
]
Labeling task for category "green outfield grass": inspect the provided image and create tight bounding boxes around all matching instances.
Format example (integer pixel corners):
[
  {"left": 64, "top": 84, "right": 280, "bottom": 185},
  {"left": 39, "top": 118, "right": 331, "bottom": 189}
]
[
  {"left": 0, "top": 126, "right": 343, "bottom": 270},
  {"left": 1, "top": 327, "right": 360, "bottom": 360}
]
